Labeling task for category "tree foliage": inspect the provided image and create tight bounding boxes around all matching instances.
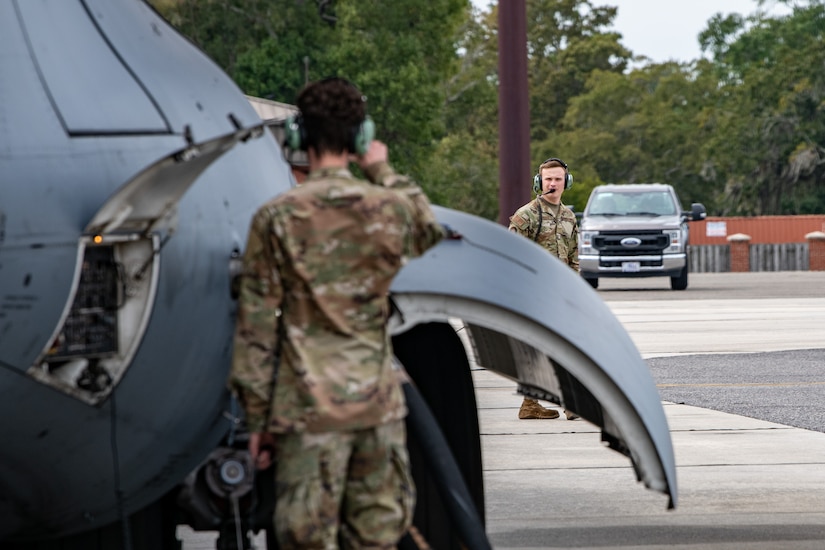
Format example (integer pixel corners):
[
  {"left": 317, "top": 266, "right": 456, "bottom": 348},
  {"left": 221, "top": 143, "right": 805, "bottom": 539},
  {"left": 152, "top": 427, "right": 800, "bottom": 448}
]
[
  {"left": 152, "top": 0, "right": 467, "bottom": 180},
  {"left": 540, "top": 0, "right": 825, "bottom": 215},
  {"left": 553, "top": 62, "right": 720, "bottom": 210},
  {"left": 419, "top": 6, "right": 500, "bottom": 220},
  {"left": 150, "top": 0, "right": 825, "bottom": 218},
  {"left": 430, "top": 0, "right": 631, "bottom": 217},
  {"left": 324, "top": 0, "right": 467, "bottom": 177},
  {"left": 151, "top": 0, "right": 279, "bottom": 75},
  {"left": 697, "top": 0, "right": 825, "bottom": 214},
  {"left": 525, "top": 0, "right": 630, "bottom": 141}
]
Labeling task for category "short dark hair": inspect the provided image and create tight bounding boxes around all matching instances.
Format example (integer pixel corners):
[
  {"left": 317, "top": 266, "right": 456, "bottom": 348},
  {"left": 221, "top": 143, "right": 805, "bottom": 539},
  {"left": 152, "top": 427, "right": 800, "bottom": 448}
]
[
  {"left": 539, "top": 158, "right": 567, "bottom": 175},
  {"left": 296, "top": 77, "right": 366, "bottom": 155}
]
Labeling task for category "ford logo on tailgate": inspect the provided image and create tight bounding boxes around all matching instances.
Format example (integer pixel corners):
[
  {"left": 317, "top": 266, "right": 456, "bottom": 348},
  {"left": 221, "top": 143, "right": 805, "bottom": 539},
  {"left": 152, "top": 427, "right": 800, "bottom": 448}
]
[{"left": 620, "top": 237, "right": 642, "bottom": 248}]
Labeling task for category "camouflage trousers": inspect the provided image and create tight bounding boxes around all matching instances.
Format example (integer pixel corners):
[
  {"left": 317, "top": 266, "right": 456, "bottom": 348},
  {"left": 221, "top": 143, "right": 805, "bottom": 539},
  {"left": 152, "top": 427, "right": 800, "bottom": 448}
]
[{"left": 273, "top": 420, "right": 415, "bottom": 549}]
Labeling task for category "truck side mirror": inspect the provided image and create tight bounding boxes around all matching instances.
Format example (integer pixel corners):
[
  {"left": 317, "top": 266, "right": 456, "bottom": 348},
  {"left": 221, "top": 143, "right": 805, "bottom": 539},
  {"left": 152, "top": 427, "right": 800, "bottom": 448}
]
[{"left": 690, "top": 203, "right": 707, "bottom": 221}]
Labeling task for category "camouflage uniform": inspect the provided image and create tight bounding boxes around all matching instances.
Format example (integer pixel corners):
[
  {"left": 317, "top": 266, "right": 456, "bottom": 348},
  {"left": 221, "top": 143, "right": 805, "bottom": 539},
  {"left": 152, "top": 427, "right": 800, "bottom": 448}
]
[
  {"left": 229, "top": 161, "right": 444, "bottom": 548},
  {"left": 509, "top": 197, "right": 580, "bottom": 271},
  {"left": 510, "top": 197, "right": 580, "bottom": 420}
]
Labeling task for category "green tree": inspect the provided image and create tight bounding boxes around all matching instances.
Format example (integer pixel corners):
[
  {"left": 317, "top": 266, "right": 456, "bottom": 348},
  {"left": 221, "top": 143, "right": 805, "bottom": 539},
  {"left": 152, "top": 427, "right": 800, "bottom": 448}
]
[
  {"left": 151, "top": 0, "right": 280, "bottom": 76},
  {"left": 698, "top": 0, "right": 825, "bottom": 214},
  {"left": 152, "top": 0, "right": 468, "bottom": 184},
  {"left": 532, "top": 1, "right": 825, "bottom": 216},
  {"left": 420, "top": 5, "right": 501, "bottom": 219},
  {"left": 537, "top": 60, "right": 717, "bottom": 212},
  {"left": 526, "top": 0, "right": 631, "bottom": 141},
  {"left": 324, "top": 0, "right": 468, "bottom": 177},
  {"left": 422, "top": 1, "right": 631, "bottom": 219},
  {"left": 152, "top": 1, "right": 825, "bottom": 220},
  {"left": 232, "top": 3, "right": 337, "bottom": 100}
]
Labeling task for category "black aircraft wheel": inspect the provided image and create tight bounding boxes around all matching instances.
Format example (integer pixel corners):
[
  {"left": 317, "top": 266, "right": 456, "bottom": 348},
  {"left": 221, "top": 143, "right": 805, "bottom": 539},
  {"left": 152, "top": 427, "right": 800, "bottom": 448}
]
[{"left": 392, "top": 322, "right": 486, "bottom": 550}]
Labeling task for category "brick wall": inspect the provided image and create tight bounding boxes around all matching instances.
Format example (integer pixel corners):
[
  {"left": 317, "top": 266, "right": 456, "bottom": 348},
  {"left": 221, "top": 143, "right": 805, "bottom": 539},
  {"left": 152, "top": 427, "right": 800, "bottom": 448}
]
[
  {"left": 808, "top": 232, "right": 825, "bottom": 271},
  {"left": 692, "top": 215, "right": 825, "bottom": 245}
]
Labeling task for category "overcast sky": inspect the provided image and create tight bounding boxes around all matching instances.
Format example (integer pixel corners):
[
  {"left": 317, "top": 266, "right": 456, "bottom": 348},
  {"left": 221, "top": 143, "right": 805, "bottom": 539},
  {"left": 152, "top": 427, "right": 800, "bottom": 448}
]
[
  {"left": 611, "top": 0, "right": 791, "bottom": 62},
  {"left": 472, "top": 1, "right": 792, "bottom": 63}
]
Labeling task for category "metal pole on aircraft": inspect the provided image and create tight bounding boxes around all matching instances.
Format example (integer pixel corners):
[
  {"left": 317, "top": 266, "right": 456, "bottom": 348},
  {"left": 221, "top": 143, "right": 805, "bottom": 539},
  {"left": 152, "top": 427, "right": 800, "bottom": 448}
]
[{"left": 497, "top": 0, "right": 531, "bottom": 226}]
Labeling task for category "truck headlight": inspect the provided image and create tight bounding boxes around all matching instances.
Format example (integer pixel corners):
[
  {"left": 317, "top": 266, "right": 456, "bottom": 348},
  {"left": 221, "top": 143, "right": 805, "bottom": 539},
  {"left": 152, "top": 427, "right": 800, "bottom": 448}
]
[
  {"left": 580, "top": 231, "right": 598, "bottom": 255},
  {"left": 664, "top": 229, "right": 683, "bottom": 253}
]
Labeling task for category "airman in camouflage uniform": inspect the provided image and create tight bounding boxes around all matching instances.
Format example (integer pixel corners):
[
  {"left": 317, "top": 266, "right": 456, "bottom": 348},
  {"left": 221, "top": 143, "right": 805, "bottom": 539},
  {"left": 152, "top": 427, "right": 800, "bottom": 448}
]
[
  {"left": 509, "top": 158, "right": 580, "bottom": 420},
  {"left": 229, "top": 77, "right": 444, "bottom": 548}
]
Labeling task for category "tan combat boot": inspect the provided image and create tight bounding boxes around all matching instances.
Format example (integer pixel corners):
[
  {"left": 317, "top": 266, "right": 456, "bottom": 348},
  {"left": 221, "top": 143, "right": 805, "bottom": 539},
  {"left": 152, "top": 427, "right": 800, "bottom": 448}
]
[{"left": 518, "top": 397, "right": 560, "bottom": 419}]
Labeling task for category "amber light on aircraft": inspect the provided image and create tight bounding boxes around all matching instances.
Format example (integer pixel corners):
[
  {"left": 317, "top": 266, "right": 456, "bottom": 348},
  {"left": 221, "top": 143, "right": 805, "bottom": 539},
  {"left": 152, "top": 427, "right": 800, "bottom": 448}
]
[{"left": 93, "top": 235, "right": 103, "bottom": 244}]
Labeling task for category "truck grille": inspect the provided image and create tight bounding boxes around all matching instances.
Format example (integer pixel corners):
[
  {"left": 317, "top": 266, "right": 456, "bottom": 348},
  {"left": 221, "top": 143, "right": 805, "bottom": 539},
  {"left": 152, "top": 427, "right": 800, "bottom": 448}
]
[{"left": 593, "top": 230, "right": 669, "bottom": 255}]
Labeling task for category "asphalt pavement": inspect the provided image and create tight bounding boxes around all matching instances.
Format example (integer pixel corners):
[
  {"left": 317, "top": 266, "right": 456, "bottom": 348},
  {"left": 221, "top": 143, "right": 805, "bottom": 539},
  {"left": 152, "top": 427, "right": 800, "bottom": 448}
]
[{"left": 649, "top": 349, "right": 825, "bottom": 433}]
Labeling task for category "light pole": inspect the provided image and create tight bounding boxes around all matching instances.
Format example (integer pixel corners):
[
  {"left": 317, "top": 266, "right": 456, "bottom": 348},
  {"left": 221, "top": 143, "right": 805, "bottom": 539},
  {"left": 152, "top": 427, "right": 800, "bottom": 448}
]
[{"left": 497, "top": 1, "right": 531, "bottom": 226}]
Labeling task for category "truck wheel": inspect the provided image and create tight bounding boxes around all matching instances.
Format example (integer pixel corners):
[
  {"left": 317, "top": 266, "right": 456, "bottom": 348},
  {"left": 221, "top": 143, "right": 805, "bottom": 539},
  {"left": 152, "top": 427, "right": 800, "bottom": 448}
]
[
  {"left": 670, "top": 267, "right": 688, "bottom": 290},
  {"left": 585, "top": 277, "right": 598, "bottom": 289}
]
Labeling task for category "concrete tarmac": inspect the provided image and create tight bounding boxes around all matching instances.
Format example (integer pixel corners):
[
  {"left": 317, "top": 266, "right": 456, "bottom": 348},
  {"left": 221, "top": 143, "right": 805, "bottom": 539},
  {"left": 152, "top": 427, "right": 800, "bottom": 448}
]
[
  {"left": 181, "top": 272, "right": 825, "bottom": 549},
  {"left": 484, "top": 271, "right": 825, "bottom": 549}
]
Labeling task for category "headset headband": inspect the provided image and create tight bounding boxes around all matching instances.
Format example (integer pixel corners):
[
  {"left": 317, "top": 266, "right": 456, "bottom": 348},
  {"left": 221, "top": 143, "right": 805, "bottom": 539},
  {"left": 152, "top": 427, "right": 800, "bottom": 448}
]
[{"left": 539, "top": 157, "right": 567, "bottom": 170}]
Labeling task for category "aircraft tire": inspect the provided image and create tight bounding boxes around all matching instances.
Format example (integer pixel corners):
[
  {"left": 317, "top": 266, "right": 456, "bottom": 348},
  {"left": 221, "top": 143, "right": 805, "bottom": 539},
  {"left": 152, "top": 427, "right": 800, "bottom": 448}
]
[{"left": 393, "top": 322, "right": 487, "bottom": 550}]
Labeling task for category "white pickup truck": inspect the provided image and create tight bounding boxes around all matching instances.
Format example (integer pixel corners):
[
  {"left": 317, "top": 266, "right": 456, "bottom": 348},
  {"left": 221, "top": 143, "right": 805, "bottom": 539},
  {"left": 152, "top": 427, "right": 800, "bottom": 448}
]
[{"left": 579, "top": 184, "right": 707, "bottom": 290}]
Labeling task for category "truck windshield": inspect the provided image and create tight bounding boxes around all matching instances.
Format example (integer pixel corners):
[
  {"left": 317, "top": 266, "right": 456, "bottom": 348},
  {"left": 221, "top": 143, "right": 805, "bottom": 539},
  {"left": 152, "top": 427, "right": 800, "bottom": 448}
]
[{"left": 588, "top": 191, "right": 676, "bottom": 216}]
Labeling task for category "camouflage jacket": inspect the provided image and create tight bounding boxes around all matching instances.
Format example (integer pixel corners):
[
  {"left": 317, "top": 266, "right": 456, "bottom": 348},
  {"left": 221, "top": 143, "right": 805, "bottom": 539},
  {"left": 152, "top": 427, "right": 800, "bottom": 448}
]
[
  {"left": 229, "top": 162, "right": 445, "bottom": 434},
  {"left": 509, "top": 198, "right": 580, "bottom": 272}
]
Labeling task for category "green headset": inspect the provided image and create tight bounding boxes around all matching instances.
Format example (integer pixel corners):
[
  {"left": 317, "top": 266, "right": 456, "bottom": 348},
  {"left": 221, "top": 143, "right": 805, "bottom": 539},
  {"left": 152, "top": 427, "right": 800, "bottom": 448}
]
[
  {"left": 284, "top": 114, "right": 375, "bottom": 156},
  {"left": 532, "top": 157, "right": 573, "bottom": 194},
  {"left": 284, "top": 77, "right": 375, "bottom": 156}
]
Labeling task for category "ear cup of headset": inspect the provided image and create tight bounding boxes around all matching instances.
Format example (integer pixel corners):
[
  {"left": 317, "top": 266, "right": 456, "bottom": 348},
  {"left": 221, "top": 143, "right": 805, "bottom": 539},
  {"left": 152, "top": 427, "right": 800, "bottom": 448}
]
[
  {"left": 285, "top": 114, "right": 374, "bottom": 155},
  {"left": 352, "top": 116, "right": 375, "bottom": 155},
  {"left": 532, "top": 173, "right": 542, "bottom": 194},
  {"left": 284, "top": 115, "right": 306, "bottom": 151},
  {"left": 533, "top": 172, "right": 572, "bottom": 193}
]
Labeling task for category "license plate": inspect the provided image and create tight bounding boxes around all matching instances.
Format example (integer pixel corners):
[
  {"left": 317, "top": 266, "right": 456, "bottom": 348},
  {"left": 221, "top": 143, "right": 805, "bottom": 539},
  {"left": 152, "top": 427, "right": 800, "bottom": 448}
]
[{"left": 622, "top": 261, "right": 640, "bottom": 273}]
